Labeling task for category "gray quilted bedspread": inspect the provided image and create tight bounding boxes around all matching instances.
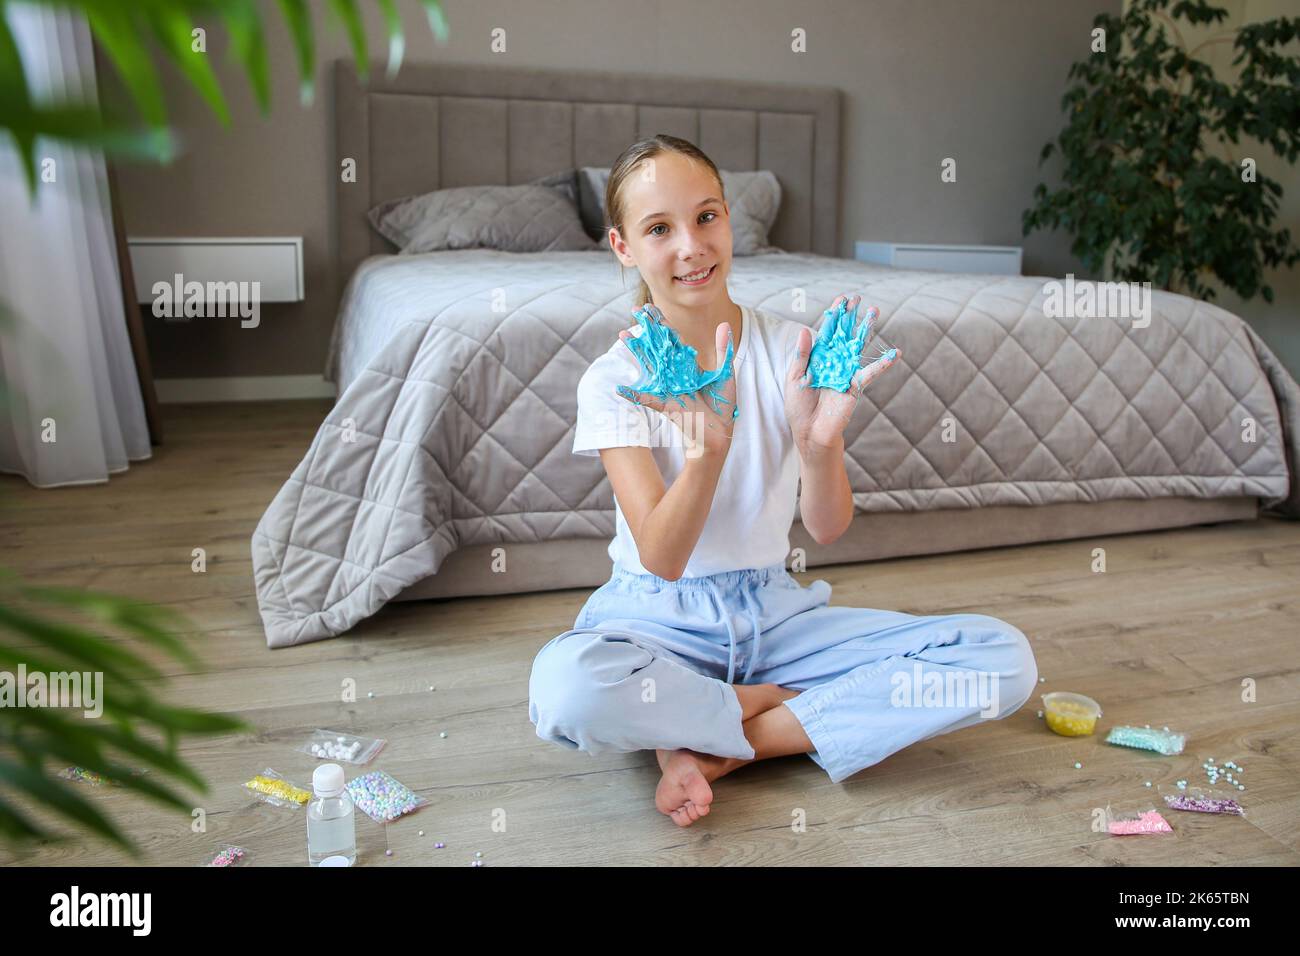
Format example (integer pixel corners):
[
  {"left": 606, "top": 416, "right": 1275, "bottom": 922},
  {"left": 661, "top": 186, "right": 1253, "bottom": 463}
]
[{"left": 251, "top": 250, "right": 1300, "bottom": 647}]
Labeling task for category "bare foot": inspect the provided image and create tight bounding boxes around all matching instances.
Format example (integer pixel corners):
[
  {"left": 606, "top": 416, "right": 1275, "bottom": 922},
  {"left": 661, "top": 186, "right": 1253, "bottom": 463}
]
[{"left": 654, "top": 749, "right": 716, "bottom": 827}]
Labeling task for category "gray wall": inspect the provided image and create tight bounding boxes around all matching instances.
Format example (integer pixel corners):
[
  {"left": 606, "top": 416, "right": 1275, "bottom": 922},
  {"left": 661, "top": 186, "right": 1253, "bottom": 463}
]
[{"left": 114, "top": 0, "right": 1141, "bottom": 381}]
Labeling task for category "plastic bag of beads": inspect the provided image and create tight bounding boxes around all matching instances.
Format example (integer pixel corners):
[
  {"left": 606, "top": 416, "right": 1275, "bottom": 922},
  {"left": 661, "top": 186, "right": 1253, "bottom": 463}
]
[
  {"left": 1105, "top": 805, "right": 1174, "bottom": 835},
  {"left": 58, "top": 766, "right": 149, "bottom": 787},
  {"left": 1159, "top": 784, "right": 1245, "bottom": 817},
  {"left": 345, "top": 770, "right": 426, "bottom": 823},
  {"left": 59, "top": 766, "right": 114, "bottom": 787},
  {"left": 1104, "top": 724, "right": 1185, "bottom": 756},
  {"left": 297, "top": 729, "right": 386, "bottom": 765},
  {"left": 199, "top": 844, "right": 248, "bottom": 867},
  {"left": 242, "top": 768, "right": 312, "bottom": 808}
]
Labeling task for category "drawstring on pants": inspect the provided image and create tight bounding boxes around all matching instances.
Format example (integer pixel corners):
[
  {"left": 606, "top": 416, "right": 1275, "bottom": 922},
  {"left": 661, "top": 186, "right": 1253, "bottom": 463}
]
[{"left": 706, "top": 578, "right": 764, "bottom": 685}]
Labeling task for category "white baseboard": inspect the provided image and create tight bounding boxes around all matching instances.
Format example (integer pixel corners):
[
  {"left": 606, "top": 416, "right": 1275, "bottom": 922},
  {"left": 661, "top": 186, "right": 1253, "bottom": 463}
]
[{"left": 154, "top": 374, "right": 338, "bottom": 404}]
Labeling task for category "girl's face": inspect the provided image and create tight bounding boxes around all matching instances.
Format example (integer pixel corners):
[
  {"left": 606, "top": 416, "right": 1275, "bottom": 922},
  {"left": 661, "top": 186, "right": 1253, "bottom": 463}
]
[{"left": 610, "top": 152, "right": 732, "bottom": 307}]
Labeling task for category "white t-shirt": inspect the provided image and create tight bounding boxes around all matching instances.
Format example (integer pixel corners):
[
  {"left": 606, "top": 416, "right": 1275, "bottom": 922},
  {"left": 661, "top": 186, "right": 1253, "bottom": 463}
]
[{"left": 573, "top": 303, "right": 805, "bottom": 577}]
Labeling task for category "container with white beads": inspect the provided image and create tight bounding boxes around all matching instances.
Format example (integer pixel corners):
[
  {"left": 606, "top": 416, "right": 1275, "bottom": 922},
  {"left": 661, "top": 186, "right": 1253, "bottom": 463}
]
[{"left": 297, "top": 729, "right": 386, "bottom": 765}]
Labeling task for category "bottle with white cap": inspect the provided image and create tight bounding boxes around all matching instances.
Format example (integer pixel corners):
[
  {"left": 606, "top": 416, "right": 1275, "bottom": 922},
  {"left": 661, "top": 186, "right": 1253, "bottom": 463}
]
[{"left": 307, "top": 763, "right": 356, "bottom": 866}]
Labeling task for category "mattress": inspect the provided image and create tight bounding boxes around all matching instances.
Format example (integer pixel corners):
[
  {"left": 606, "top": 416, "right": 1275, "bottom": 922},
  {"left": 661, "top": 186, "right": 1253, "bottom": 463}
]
[{"left": 251, "top": 249, "right": 1300, "bottom": 647}]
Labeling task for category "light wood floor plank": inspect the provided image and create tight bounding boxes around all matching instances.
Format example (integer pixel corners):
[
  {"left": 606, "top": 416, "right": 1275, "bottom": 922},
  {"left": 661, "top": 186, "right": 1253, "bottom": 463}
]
[{"left": 1, "top": 399, "right": 1297, "bottom": 866}]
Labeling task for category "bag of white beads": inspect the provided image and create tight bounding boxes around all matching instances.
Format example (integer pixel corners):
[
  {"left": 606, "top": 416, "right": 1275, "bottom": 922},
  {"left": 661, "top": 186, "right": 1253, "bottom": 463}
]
[{"left": 297, "top": 729, "right": 385, "bottom": 765}]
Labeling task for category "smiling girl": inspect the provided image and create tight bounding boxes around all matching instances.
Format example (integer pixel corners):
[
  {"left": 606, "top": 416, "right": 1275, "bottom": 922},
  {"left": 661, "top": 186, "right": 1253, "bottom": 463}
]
[{"left": 528, "top": 135, "right": 1038, "bottom": 827}]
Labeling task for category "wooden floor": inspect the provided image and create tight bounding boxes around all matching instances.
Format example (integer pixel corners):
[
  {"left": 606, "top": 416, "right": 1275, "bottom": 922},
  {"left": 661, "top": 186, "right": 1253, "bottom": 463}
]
[{"left": 1, "top": 399, "right": 1298, "bottom": 866}]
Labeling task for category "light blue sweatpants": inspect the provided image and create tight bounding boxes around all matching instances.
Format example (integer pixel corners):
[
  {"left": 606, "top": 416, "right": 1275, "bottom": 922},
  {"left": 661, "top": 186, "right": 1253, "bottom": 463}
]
[{"left": 528, "top": 562, "right": 1039, "bottom": 784}]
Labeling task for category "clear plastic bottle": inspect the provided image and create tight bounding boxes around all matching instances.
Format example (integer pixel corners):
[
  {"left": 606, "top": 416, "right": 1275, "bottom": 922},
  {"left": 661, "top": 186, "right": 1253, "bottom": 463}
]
[{"left": 307, "top": 763, "right": 357, "bottom": 866}]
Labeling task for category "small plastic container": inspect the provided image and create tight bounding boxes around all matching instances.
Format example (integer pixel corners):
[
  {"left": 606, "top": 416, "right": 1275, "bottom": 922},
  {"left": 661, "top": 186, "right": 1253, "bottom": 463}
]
[{"left": 1041, "top": 692, "right": 1101, "bottom": 737}]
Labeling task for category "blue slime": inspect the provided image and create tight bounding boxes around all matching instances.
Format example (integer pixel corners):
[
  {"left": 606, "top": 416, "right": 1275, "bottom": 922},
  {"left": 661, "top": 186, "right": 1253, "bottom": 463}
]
[
  {"left": 805, "top": 298, "right": 895, "bottom": 393},
  {"left": 615, "top": 303, "right": 740, "bottom": 420}
]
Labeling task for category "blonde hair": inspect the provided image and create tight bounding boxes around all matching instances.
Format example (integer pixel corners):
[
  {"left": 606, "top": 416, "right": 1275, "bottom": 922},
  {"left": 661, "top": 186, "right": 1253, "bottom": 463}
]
[{"left": 604, "top": 134, "right": 725, "bottom": 308}]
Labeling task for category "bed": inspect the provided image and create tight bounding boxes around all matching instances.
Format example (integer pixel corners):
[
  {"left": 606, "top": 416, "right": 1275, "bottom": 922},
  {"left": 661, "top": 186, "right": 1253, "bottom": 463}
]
[{"left": 249, "top": 60, "right": 1300, "bottom": 649}]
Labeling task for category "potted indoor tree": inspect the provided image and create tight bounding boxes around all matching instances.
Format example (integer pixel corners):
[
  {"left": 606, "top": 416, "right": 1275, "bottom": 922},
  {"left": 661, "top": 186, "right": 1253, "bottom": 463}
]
[{"left": 1023, "top": 0, "right": 1299, "bottom": 302}]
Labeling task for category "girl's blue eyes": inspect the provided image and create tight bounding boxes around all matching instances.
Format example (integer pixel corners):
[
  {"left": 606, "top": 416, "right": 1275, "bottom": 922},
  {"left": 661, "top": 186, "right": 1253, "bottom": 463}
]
[{"left": 649, "top": 211, "right": 717, "bottom": 237}]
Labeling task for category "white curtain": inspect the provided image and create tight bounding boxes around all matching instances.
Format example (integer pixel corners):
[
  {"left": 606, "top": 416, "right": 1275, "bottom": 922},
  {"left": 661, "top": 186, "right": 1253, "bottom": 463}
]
[{"left": 0, "top": 2, "right": 151, "bottom": 488}]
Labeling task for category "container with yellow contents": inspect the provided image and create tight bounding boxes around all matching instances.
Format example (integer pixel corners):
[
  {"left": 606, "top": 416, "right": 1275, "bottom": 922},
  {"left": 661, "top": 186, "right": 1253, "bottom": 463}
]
[{"left": 1041, "top": 691, "right": 1101, "bottom": 737}]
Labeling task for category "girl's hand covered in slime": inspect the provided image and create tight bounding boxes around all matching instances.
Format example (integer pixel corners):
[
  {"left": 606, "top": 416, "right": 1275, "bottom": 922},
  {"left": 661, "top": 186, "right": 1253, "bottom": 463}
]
[
  {"left": 615, "top": 303, "right": 739, "bottom": 458},
  {"left": 785, "top": 294, "right": 902, "bottom": 452}
]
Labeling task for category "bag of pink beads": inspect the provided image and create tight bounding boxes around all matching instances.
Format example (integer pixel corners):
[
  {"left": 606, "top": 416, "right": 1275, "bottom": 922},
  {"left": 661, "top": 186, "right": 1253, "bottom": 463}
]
[
  {"left": 1159, "top": 784, "right": 1246, "bottom": 817},
  {"left": 1105, "top": 805, "right": 1173, "bottom": 835},
  {"left": 200, "top": 844, "right": 248, "bottom": 867}
]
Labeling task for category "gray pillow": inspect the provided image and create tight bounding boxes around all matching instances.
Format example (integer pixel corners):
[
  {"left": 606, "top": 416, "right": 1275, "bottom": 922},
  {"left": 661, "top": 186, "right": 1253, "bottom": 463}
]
[
  {"left": 577, "top": 166, "right": 782, "bottom": 255},
  {"left": 576, "top": 166, "right": 611, "bottom": 241},
  {"left": 530, "top": 168, "right": 580, "bottom": 208},
  {"left": 368, "top": 182, "right": 598, "bottom": 254}
]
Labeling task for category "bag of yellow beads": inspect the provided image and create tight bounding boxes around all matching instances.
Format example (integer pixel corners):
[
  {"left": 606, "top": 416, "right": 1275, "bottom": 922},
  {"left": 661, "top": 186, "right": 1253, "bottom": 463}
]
[
  {"left": 242, "top": 768, "right": 312, "bottom": 808},
  {"left": 1041, "top": 692, "right": 1101, "bottom": 737}
]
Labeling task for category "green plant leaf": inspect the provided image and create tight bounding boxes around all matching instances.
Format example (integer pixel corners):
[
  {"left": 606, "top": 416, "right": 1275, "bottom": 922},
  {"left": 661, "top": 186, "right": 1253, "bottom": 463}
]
[
  {"left": 376, "top": 0, "right": 403, "bottom": 79},
  {"left": 0, "top": 604, "right": 163, "bottom": 683},
  {"left": 18, "top": 583, "right": 201, "bottom": 669},
  {"left": 0, "top": 8, "right": 39, "bottom": 192},
  {"left": 1021, "top": 0, "right": 1298, "bottom": 305},
  {"left": 142, "top": 4, "right": 230, "bottom": 125},
  {"left": 0, "top": 756, "right": 132, "bottom": 852},
  {"left": 220, "top": 0, "right": 271, "bottom": 114},
  {"left": 126, "top": 695, "right": 248, "bottom": 735},
  {"left": 328, "top": 0, "right": 368, "bottom": 82},
  {"left": 274, "top": 0, "right": 316, "bottom": 105},
  {"left": 0, "top": 793, "right": 44, "bottom": 843},
  {"left": 420, "top": 1, "right": 450, "bottom": 44},
  {"left": 83, "top": 5, "right": 166, "bottom": 126},
  {"left": 8, "top": 727, "right": 197, "bottom": 814}
]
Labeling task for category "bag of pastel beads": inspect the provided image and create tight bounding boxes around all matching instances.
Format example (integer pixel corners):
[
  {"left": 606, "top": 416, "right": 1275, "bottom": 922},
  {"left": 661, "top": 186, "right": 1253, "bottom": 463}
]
[
  {"left": 345, "top": 770, "right": 426, "bottom": 823},
  {"left": 242, "top": 768, "right": 313, "bottom": 808},
  {"left": 1104, "top": 724, "right": 1185, "bottom": 755},
  {"left": 1159, "top": 783, "right": 1246, "bottom": 817},
  {"left": 199, "top": 844, "right": 248, "bottom": 867},
  {"left": 297, "top": 729, "right": 386, "bottom": 765},
  {"left": 1104, "top": 804, "right": 1174, "bottom": 836}
]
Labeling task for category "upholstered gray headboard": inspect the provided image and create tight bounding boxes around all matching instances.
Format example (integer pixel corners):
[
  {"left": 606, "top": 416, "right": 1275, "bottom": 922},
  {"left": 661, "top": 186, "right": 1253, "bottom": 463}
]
[{"left": 333, "top": 59, "right": 841, "bottom": 283}]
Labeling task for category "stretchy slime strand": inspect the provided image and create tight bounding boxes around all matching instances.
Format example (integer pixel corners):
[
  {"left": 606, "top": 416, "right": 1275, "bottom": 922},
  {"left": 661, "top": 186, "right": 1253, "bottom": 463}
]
[
  {"left": 806, "top": 299, "right": 880, "bottom": 393},
  {"left": 616, "top": 304, "right": 739, "bottom": 419},
  {"left": 1105, "top": 725, "right": 1186, "bottom": 756}
]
